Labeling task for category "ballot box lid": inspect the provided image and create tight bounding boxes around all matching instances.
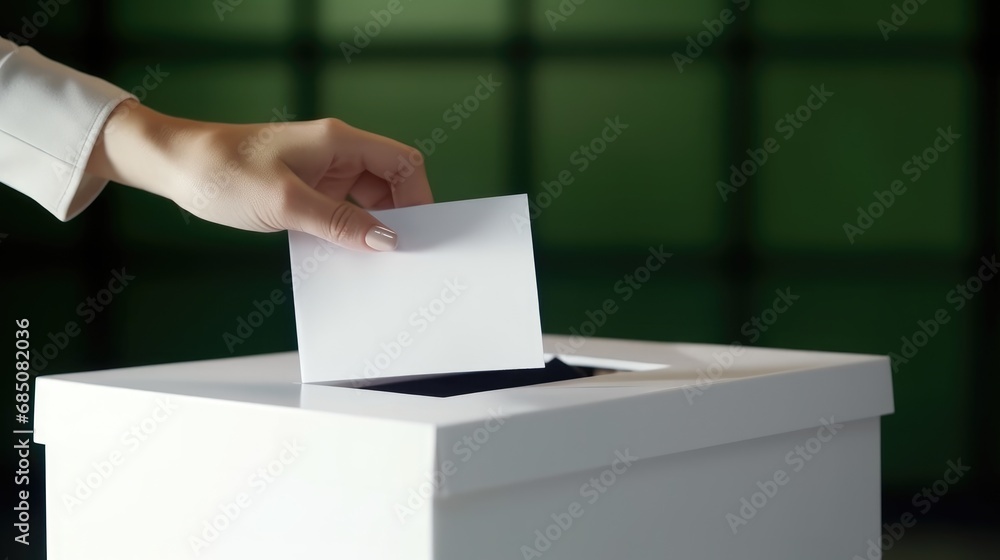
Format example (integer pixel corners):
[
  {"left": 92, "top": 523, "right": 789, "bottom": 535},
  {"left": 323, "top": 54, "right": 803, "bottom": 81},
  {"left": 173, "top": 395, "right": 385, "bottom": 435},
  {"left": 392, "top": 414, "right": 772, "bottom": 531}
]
[{"left": 35, "top": 335, "right": 893, "bottom": 498}]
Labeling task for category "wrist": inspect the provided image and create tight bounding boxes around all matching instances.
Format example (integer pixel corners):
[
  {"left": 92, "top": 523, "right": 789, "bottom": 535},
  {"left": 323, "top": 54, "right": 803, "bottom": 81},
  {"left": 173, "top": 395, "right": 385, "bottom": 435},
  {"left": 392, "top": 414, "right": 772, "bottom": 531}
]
[{"left": 86, "top": 100, "right": 193, "bottom": 201}]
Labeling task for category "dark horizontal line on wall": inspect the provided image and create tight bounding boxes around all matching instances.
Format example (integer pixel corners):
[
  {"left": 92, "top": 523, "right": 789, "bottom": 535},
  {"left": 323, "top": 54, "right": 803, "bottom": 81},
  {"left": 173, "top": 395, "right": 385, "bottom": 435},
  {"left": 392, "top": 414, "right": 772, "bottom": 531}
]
[
  {"left": 754, "top": 37, "right": 971, "bottom": 62},
  {"left": 537, "top": 250, "right": 972, "bottom": 278},
  {"left": 22, "top": 36, "right": 969, "bottom": 64},
  {"left": 752, "top": 252, "right": 974, "bottom": 270},
  {"left": 0, "top": 244, "right": 970, "bottom": 274}
]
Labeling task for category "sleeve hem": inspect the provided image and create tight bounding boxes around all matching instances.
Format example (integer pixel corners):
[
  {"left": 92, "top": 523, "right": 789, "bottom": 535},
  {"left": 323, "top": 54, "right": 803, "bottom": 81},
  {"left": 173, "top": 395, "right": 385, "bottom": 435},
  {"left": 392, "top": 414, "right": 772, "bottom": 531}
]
[{"left": 53, "top": 93, "right": 136, "bottom": 221}]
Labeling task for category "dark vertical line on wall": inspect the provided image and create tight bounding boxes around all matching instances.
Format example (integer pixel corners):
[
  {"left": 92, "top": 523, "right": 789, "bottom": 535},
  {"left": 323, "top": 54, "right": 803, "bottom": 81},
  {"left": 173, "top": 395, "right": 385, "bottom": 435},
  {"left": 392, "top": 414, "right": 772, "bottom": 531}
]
[
  {"left": 81, "top": 0, "right": 117, "bottom": 371},
  {"left": 287, "top": 0, "right": 320, "bottom": 282},
  {"left": 292, "top": 0, "right": 320, "bottom": 121},
  {"left": 722, "top": 9, "right": 757, "bottom": 342},
  {"left": 970, "top": 0, "right": 999, "bottom": 505},
  {"left": 509, "top": 0, "right": 534, "bottom": 199}
]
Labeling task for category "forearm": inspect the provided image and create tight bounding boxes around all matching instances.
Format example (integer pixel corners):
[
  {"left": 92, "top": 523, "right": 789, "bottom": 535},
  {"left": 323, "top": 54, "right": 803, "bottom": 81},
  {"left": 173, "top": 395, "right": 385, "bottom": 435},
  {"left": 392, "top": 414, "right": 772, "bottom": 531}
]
[{"left": 3, "top": 38, "right": 429, "bottom": 250}]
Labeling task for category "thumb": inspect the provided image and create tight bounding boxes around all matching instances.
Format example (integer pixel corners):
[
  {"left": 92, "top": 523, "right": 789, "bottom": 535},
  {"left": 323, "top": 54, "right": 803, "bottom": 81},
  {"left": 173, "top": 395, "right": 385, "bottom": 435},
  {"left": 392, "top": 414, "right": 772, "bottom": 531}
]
[{"left": 284, "top": 176, "right": 398, "bottom": 252}]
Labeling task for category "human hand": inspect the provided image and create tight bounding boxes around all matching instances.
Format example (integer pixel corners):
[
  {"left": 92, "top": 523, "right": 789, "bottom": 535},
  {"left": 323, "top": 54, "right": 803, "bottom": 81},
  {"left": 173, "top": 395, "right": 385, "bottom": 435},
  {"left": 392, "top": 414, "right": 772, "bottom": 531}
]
[{"left": 85, "top": 100, "right": 432, "bottom": 251}]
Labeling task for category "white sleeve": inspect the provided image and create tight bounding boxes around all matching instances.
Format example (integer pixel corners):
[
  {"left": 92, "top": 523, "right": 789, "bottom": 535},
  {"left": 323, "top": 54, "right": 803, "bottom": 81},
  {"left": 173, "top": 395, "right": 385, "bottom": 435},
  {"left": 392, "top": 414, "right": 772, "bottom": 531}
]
[{"left": 0, "top": 38, "right": 135, "bottom": 221}]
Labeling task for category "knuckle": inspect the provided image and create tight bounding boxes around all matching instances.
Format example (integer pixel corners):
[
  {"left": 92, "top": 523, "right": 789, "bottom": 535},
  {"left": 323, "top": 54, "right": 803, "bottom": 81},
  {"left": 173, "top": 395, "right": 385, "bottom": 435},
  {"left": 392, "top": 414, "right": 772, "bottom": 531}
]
[
  {"left": 327, "top": 203, "right": 357, "bottom": 244},
  {"left": 320, "top": 117, "right": 348, "bottom": 140},
  {"left": 402, "top": 146, "right": 424, "bottom": 167}
]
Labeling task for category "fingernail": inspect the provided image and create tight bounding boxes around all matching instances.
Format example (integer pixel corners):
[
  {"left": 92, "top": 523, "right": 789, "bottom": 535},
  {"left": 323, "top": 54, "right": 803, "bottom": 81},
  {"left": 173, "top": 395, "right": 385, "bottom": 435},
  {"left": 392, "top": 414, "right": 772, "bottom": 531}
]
[{"left": 365, "top": 225, "right": 398, "bottom": 251}]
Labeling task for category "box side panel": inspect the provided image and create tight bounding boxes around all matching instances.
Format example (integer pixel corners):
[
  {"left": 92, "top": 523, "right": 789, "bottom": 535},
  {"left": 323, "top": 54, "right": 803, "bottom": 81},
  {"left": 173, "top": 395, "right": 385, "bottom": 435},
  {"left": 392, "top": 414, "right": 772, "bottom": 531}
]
[
  {"left": 433, "top": 418, "right": 881, "bottom": 560},
  {"left": 44, "top": 395, "right": 435, "bottom": 560},
  {"left": 436, "top": 359, "right": 892, "bottom": 498}
]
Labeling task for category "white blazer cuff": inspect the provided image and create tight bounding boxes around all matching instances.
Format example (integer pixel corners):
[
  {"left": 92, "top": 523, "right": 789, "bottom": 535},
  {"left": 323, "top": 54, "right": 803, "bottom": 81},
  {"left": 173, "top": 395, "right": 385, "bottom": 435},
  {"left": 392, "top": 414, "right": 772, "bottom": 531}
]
[{"left": 0, "top": 41, "right": 136, "bottom": 221}]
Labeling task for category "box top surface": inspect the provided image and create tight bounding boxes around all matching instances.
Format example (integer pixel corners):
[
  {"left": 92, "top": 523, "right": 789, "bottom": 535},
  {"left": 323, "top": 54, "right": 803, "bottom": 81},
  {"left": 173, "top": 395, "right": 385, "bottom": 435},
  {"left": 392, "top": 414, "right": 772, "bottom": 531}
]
[
  {"left": 35, "top": 336, "right": 894, "bottom": 496},
  {"left": 35, "top": 336, "right": 887, "bottom": 424}
]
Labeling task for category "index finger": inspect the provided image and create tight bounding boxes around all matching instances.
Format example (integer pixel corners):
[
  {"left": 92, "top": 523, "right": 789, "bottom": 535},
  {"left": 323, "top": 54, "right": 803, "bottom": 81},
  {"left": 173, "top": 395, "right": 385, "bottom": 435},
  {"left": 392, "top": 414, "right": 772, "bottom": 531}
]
[{"left": 336, "top": 122, "right": 434, "bottom": 208}]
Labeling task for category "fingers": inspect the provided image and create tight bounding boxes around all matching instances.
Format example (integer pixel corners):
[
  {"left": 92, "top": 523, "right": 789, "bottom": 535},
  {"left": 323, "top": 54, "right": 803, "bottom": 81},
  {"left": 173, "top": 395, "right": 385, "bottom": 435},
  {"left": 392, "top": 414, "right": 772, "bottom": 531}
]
[
  {"left": 283, "top": 172, "right": 398, "bottom": 252},
  {"left": 334, "top": 121, "right": 434, "bottom": 208},
  {"left": 348, "top": 171, "right": 394, "bottom": 210}
]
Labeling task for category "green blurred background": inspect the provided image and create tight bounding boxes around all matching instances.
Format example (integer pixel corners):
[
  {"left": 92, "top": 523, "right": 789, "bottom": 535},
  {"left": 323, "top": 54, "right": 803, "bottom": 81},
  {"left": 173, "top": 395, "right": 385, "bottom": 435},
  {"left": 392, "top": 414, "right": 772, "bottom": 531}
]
[{"left": 1, "top": 0, "right": 997, "bottom": 557}]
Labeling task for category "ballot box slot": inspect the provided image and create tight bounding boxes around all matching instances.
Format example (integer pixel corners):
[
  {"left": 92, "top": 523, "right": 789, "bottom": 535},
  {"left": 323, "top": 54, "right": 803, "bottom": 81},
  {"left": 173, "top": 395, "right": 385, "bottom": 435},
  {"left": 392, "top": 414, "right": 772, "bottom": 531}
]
[{"left": 353, "top": 358, "right": 600, "bottom": 397}]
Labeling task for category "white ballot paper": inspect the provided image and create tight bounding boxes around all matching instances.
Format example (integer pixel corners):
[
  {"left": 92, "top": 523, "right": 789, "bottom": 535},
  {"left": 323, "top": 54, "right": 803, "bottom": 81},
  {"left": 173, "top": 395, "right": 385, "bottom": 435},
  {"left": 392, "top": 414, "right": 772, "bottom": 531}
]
[{"left": 289, "top": 194, "right": 544, "bottom": 384}]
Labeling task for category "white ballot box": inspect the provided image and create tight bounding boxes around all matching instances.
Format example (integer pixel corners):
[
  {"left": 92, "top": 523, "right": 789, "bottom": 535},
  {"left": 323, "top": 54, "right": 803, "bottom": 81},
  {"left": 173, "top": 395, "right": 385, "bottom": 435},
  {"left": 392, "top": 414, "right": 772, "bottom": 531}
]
[{"left": 35, "top": 336, "right": 893, "bottom": 560}]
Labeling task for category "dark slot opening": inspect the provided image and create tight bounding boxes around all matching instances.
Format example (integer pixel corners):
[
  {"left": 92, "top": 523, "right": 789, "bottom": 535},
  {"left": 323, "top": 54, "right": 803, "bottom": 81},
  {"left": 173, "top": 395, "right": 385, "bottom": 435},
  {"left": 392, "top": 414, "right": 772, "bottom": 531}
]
[{"left": 359, "top": 358, "right": 595, "bottom": 397}]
